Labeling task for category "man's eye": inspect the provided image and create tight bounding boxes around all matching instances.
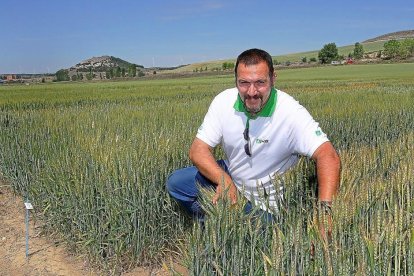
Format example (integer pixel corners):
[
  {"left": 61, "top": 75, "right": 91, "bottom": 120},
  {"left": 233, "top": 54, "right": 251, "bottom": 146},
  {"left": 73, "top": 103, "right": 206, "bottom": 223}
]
[{"left": 255, "top": 80, "right": 266, "bottom": 87}]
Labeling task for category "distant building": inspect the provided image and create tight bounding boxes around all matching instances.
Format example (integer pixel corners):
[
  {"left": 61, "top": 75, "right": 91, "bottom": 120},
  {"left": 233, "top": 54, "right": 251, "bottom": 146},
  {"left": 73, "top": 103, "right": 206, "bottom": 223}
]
[
  {"left": 346, "top": 58, "right": 354, "bottom": 64},
  {"left": 6, "top": 75, "right": 16, "bottom": 81}
]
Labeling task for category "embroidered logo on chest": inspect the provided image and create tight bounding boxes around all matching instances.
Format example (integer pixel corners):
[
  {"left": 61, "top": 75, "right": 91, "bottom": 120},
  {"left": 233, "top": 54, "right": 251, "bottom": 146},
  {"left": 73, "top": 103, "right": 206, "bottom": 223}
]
[{"left": 255, "top": 138, "right": 269, "bottom": 144}]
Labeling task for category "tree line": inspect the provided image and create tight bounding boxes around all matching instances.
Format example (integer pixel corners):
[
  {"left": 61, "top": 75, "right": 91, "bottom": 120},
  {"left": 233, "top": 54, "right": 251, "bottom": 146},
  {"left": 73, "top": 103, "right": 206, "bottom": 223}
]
[
  {"left": 318, "top": 38, "right": 414, "bottom": 64},
  {"left": 56, "top": 64, "right": 145, "bottom": 82},
  {"left": 382, "top": 38, "right": 414, "bottom": 59}
]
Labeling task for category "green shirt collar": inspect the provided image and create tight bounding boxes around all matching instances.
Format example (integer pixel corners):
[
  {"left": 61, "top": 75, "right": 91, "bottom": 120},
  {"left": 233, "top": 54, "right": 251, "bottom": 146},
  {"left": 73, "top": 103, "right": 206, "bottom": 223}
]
[{"left": 233, "top": 88, "right": 277, "bottom": 119}]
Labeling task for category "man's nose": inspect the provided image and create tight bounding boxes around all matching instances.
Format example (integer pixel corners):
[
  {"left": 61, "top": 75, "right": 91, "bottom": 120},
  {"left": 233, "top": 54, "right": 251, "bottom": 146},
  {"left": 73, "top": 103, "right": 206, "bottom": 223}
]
[{"left": 247, "top": 83, "right": 258, "bottom": 96}]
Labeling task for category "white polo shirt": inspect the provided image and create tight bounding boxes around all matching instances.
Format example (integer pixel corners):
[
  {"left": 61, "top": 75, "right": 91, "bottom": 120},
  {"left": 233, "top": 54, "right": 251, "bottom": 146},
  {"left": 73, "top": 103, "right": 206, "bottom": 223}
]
[{"left": 196, "top": 88, "right": 329, "bottom": 211}]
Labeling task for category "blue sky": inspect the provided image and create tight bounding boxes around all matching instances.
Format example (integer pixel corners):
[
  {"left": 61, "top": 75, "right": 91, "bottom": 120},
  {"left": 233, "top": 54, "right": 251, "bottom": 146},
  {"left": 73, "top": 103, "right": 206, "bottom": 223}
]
[{"left": 1, "top": 0, "right": 413, "bottom": 74}]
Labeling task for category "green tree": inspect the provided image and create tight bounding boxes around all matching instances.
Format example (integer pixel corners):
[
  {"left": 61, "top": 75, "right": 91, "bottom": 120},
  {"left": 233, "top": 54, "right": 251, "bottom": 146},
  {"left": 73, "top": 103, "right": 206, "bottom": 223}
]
[
  {"left": 71, "top": 75, "right": 78, "bottom": 81},
  {"left": 318, "top": 43, "right": 339, "bottom": 64},
  {"left": 301, "top": 57, "right": 307, "bottom": 63},
  {"left": 222, "top": 62, "right": 228, "bottom": 70},
  {"left": 86, "top": 68, "right": 94, "bottom": 80},
  {"left": 86, "top": 72, "right": 94, "bottom": 80},
  {"left": 137, "top": 70, "right": 145, "bottom": 77},
  {"left": 400, "top": 38, "right": 414, "bottom": 59},
  {"left": 55, "top": 69, "right": 69, "bottom": 81},
  {"left": 353, "top": 42, "right": 364, "bottom": 59},
  {"left": 128, "top": 65, "right": 137, "bottom": 77},
  {"left": 121, "top": 68, "right": 126, "bottom": 77},
  {"left": 108, "top": 68, "right": 115, "bottom": 79},
  {"left": 309, "top": 57, "right": 317, "bottom": 62},
  {"left": 115, "top": 67, "right": 121, "bottom": 77},
  {"left": 383, "top": 39, "right": 401, "bottom": 59}
]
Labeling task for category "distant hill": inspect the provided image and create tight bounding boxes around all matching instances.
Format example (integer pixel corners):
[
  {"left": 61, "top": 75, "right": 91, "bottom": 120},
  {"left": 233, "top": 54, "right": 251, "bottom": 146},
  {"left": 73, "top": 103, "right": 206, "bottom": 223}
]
[
  {"left": 69, "top": 55, "right": 143, "bottom": 72},
  {"left": 56, "top": 55, "right": 154, "bottom": 81},
  {"left": 363, "top": 30, "right": 414, "bottom": 43},
  {"left": 64, "top": 56, "right": 186, "bottom": 78},
  {"left": 169, "top": 30, "right": 414, "bottom": 74}
]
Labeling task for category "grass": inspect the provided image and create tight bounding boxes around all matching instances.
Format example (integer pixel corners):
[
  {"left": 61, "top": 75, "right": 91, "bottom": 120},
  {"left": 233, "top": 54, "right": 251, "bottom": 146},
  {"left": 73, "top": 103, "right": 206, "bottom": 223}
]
[{"left": 0, "top": 63, "right": 413, "bottom": 274}]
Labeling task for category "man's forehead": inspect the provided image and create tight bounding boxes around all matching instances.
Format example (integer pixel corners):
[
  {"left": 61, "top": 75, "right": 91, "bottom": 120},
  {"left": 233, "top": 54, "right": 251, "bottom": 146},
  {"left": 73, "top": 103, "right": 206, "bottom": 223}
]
[{"left": 237, "top": 62, "right": 270, "bottom": 76}]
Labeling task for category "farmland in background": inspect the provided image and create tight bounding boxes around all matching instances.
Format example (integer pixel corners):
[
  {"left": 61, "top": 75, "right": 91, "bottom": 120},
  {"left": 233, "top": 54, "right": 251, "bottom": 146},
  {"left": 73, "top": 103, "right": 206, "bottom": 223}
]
[
  {"left": 169, "top": 40, "right": 389, "bottom": 73},
  {"left": 0, "top": 63, "right": 413, "bottom": 274}
]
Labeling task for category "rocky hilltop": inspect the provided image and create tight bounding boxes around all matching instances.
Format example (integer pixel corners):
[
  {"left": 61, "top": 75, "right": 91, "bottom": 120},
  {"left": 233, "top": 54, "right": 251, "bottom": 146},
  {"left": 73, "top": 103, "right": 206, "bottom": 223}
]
[
  {"left": 56, "top": 56, "right": 147, "bottom": 81},
  {"left": 363, "top": 30, "right": 414, "bottom": 43},
  {"left": 72, "top": 56, "right": 117, "bottom": 70},
  {"left": 69, "top": 56, "right": 143, "bottom": 72}
]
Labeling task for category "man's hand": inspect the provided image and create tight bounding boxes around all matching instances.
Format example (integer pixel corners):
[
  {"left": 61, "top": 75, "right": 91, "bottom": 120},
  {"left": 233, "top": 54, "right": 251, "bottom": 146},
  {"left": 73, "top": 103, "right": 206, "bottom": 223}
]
[
  {"left": 189, "top": 138, "right": 238, "bottom": 205},
  {"left": 318, "top": 202, "right": 333, "bottom": 245},
  {"left": 212, "top": 179, "right": 238, "bottom": 205},
  {"left": 311, "top": 203, "right": 333, "bottom": 260}
]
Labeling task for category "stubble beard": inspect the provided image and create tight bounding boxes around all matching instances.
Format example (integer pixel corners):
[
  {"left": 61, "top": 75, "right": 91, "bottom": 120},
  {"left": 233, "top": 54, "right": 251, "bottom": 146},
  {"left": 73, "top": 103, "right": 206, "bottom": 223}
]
[{"left": 243, "top": 95, "right": 263, "bottom": 115}]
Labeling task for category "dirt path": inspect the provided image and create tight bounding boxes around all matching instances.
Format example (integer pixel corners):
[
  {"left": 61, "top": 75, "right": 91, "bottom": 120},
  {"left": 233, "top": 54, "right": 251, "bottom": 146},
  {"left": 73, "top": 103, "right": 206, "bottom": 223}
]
[
  {"left": 0, "top": 186, "right": 97, "bottom": 275},
  {"left": 0, "top": 184, "right": 187, "bottom": 275}
]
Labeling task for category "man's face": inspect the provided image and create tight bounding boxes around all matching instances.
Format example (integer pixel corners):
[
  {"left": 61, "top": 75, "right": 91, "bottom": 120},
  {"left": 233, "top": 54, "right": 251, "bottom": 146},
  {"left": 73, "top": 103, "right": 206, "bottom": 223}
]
[{"left": 236, "top": 61, "right": 274, "bottom": 114}]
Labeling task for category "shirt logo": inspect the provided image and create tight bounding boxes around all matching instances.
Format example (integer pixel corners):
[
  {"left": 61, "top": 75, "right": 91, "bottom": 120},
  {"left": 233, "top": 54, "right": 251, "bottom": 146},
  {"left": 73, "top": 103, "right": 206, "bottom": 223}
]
[
  {"left": 315, "top": 127, "right": 323, "bottom": 136},
  {"left": 255, "top": 138, "right": 269, "bottom": 144}
]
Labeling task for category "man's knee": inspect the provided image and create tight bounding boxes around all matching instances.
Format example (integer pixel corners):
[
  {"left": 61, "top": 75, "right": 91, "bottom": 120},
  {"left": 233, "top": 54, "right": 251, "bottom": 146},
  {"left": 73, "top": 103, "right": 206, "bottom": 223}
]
[
  {"left": 166, "top": 166, "right": 197, "bottom": 196},
  {"left": 166, "top": 170, "right": 180, "bottom": 195}
]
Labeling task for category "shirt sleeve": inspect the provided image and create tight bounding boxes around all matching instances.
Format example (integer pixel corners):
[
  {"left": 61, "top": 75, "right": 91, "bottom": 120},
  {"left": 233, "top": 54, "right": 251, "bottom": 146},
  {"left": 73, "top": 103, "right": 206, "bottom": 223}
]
[
  {"left": 290, "top": 102, "right": 329, "bottom": 157},
  {"left": 196, "top": 95, "right": 223, "bottom": 147}
]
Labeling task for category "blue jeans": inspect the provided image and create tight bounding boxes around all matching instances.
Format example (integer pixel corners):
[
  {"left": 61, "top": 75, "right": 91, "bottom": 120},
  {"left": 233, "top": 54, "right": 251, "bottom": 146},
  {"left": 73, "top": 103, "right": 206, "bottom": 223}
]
[{"left": 166, "top": 160, "right": 274, "bottom": 222}]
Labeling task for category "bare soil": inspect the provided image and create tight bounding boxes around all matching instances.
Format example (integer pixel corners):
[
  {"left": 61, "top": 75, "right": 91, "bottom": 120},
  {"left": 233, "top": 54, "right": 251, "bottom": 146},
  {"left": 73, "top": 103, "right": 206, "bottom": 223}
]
[{"left": 0, "top": 184, "right": 187, "bottom": 276}]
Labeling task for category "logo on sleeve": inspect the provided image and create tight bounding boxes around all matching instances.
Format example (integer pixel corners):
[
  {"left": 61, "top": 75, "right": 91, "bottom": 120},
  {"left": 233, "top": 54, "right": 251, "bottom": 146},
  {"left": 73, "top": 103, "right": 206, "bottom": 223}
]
[{"left": 315, "top": 127, "right": 324, "bottom": 136}]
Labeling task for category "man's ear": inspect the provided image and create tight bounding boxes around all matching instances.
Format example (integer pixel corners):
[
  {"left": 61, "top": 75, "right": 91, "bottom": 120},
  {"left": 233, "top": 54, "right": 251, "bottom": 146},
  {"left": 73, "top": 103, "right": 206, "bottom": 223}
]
[{"left": 271, "top": 72, "right": 277, "bottom": 85}]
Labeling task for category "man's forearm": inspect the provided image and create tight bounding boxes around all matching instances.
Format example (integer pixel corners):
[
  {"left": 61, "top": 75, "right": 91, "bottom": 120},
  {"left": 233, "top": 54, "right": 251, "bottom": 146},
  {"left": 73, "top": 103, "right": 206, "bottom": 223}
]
[
  {"left": 189, "top": 138, "right": 232, "bottom": 186},
  {"left": 317, "top": 156, "right": 340, "bottom": 201},
  {"left": 312, "top": 142, "right": 341, "bottom": 202}
]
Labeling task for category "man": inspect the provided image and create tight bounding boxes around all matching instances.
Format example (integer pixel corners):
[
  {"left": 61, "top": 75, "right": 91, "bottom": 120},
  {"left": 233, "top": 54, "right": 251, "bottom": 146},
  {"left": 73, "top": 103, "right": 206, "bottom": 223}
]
[{"left": 167, "top": 48, "right": 340, "bottom": 221}]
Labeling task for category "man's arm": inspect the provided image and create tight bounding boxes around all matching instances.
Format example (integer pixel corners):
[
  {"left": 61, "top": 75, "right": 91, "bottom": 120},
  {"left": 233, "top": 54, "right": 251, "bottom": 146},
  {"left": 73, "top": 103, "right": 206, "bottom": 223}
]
[
  {"left": 311, "top": 141, "right": 340, "bottom": 246},
  {"left": 189, "top": 138, "right": 237, "bottom": 204},
  {"left": 311, "top": 141, "right": 341, "bottom": 202}
]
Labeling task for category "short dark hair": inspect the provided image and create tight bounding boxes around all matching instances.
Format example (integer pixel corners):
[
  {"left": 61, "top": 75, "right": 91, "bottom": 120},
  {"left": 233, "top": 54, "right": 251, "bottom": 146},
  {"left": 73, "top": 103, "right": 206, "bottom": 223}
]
[{"left": 235, "top": 48, "right": 274, "bottom": 79}]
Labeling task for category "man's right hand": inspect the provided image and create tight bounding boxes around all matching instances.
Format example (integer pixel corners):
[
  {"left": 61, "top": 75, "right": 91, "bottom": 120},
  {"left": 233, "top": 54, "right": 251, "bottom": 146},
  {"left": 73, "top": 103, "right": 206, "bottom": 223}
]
[
  {"left": 189, "top": 138, "right": 238, "bottom": 205},
  {"left": 212, "top": 179, "right": 238, "bottom": 205}
]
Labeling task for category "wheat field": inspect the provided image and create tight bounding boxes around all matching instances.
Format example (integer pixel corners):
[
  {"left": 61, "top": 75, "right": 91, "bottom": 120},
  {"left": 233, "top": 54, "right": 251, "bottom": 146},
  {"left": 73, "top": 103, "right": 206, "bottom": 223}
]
[{"left": 0, "top": 63, "right": 413, "bottom": 274}]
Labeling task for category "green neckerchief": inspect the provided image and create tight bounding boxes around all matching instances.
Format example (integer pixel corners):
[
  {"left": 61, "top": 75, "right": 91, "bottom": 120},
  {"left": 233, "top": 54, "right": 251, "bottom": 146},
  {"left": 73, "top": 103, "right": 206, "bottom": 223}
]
[{"left": 233, "top": 87, "right": 278, "bottom": 120}]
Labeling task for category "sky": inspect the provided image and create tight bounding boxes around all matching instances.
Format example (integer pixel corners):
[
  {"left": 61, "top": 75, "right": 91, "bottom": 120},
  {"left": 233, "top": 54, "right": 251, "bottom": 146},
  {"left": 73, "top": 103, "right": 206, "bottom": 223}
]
[{"left": 0, "top": 0, "right": 413, "bottom": 74}]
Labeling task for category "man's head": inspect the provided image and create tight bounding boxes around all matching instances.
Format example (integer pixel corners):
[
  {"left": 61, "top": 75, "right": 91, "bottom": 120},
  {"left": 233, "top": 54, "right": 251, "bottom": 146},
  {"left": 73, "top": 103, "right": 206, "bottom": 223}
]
[{"left": 235, "top": 49, "right": 275, "bottom": 115}]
